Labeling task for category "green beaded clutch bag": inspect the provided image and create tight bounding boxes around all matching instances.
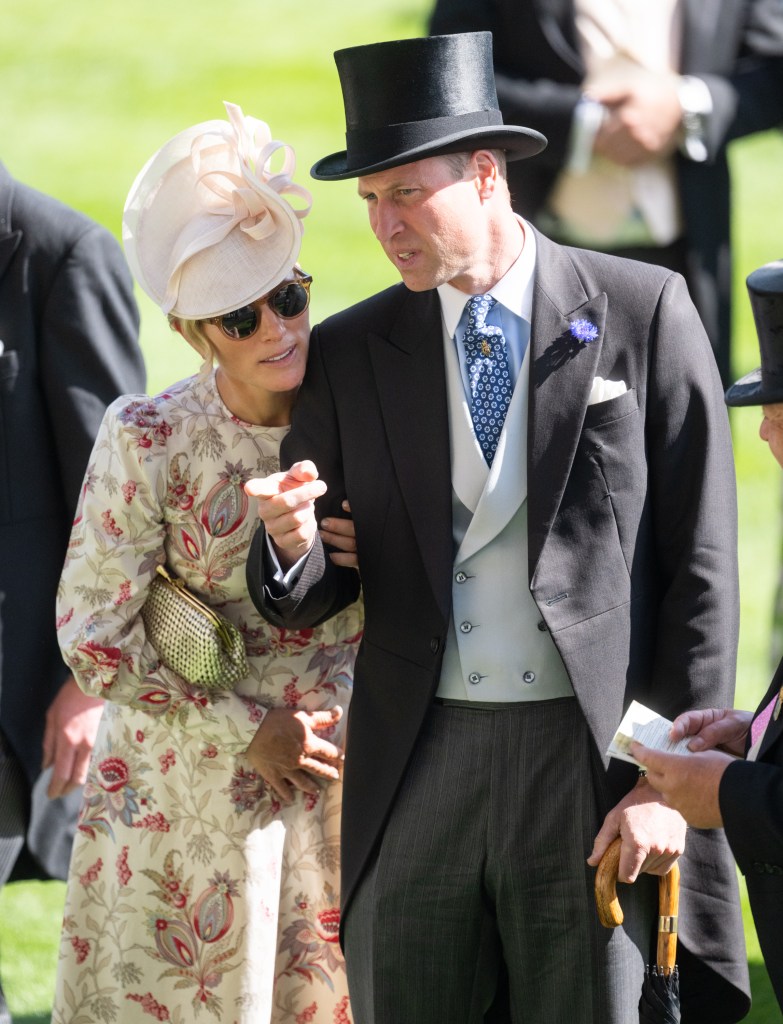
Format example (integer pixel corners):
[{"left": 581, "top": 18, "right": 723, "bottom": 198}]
[{"left": 141, "top": 565, "right": 249, "bottom": 691}]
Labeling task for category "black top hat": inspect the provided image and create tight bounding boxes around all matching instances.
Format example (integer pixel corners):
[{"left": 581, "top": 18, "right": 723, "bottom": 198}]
[
  {"left": 311, "top": 32, "right": 547, "bottom": 181},
  {"left": 725, "top": 260, "right": 783, "bottom": 407}
]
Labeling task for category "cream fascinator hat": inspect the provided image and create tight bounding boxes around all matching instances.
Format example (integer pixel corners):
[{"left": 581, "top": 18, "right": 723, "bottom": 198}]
[{"left": 123, "top": 101, "right": 312, "bottom": 319}]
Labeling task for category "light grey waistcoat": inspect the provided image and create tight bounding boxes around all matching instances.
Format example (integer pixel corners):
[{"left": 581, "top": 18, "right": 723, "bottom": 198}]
[{"left": 436, "top": 331, "right": 575, "bottom": 702}]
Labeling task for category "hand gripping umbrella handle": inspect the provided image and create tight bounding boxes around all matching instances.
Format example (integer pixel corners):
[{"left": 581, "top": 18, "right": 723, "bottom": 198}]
[
  {"left": 594, "top": 835, "right": 624, "bottom": 928},
  {"left": 594, "top": 836, "right": 680, "bottom": 973}
]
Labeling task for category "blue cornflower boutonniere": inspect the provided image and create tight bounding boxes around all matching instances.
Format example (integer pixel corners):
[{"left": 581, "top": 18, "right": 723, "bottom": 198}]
[{"left": 569, "top": 318, "right": 599, "bottom": 344}]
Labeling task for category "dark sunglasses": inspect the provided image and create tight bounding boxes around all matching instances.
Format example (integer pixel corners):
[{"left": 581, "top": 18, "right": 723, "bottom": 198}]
[{"left": 204, "top": 274, "right": 312, "bottom": 340}]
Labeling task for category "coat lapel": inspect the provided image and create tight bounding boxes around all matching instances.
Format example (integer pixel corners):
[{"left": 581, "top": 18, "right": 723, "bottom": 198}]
[
  {"left": 367, "top": 289, "right": 454, "bottom": 622},
  {"left": 527, "top": 230, "right": 607, "bottom": 578}
]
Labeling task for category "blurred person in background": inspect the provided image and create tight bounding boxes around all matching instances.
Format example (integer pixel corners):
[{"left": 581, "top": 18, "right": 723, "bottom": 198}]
[
  {"left": 428, "top": 0, "right": 783, "bottom": 387},
  {"left": 632, "top": 258, "right": 783, "bottom": 1016},
  {"left": 51, "top": 103, "right": 362, "bottom": 1024},
  {"left": 0, "top": 160, "right": 145, "bottom": 1024}
]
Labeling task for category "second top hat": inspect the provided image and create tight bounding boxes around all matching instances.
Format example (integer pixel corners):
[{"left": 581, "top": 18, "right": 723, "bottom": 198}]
[
  {"left": 725, "top": 259, "right": 783, "bottom": 407},
  {"left": 311, "top": 32, "right": 547, "bottom": 181}
]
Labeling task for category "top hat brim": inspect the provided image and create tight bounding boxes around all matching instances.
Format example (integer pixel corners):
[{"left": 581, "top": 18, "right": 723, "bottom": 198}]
[
  {"left": 724, "top": 367, "right": 783, "bottom": 407},
  {"left": 311, "top": 125, "right": 547, "bottom": 181}
]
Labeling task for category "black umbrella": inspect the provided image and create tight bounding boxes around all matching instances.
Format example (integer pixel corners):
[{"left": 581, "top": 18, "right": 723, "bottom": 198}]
[{"left": 595, "top": 836, "right": 681, "bottom": 1023}]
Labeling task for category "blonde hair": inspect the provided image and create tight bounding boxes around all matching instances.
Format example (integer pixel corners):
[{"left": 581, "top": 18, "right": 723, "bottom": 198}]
[{"left": 168, "top": 315, "right": 218, "bottom": 377}]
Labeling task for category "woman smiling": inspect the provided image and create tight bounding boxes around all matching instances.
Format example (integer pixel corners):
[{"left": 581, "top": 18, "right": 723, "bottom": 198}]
[{"left": 52, "top": 103, "right": 362, "bottom": 1024}]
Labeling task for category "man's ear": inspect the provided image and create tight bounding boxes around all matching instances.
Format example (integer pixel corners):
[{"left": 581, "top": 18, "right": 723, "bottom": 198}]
[{"left": 473, "top": 150, "right": 499, "bottom": 200}]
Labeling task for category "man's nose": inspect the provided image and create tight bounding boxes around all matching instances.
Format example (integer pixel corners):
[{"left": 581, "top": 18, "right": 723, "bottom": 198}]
[{"left": 372, "top": 199, "right": 401, "bottom": 242}]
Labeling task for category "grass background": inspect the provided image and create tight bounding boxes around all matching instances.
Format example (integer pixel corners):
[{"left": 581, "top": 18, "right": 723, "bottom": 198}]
[{"left": 1, "top": 0, "right": 782, "bottom": 1020}]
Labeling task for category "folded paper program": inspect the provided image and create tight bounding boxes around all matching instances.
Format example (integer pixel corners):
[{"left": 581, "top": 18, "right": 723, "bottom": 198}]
[{"left": 607, "top": 700, "right": 693, "bottom": 767}]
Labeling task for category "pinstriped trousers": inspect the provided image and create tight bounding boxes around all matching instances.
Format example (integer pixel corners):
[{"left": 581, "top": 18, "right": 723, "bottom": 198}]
[{"left": 344, "top": 697, "right": 655, "bottom": 1024}]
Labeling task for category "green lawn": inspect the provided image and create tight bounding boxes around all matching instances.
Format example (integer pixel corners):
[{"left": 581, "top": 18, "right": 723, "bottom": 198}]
[{"left": 1, "top": 0, "right": 782, "bottom": 1020}]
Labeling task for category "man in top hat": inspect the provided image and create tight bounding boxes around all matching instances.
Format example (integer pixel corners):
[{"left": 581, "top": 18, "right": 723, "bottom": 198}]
[
  {"left": 428, "top": 0, "right": 783, "bottom": 390},
  {"left": 631, "top": 259, "right": 783, "bottom": 1015},
  {"left": 246, "top": 31, "right": 750, "bottom": 1023}
]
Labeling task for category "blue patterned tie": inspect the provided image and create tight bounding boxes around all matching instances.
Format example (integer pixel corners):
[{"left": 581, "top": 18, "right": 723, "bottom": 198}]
[{"left": 462, "top": 294, "right": 512, "bottom": 466}]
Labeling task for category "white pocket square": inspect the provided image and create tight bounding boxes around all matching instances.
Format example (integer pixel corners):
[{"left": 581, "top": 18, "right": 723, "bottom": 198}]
[{"left": 588, "top": 376, "right": 627, "bottom": 406}]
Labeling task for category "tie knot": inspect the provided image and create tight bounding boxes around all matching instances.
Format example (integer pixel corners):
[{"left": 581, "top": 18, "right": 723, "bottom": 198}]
[{"left": 466, "top": 293, "right": 496, "bottom": 332}]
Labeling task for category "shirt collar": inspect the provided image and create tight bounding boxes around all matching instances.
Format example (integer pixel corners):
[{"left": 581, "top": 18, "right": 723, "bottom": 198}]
[{"left": 437, "top": 217, "right": 536, "bottom": 338}]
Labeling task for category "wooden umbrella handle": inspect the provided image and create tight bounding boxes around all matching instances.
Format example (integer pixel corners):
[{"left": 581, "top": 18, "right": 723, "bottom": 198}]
[
  {"left": 595, "top": 837, "right": 681, "bottom": 973},
  {"left": 594, "top": 836, "right": 624, "bottom": 927},
  {"left": 657, "top": 858, "right": 679, "bottom": 974}
]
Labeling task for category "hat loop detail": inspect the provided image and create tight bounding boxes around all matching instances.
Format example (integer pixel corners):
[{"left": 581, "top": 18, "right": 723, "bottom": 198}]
[{"left": 161, "top": 103, "right": 312, "bottom": 314}]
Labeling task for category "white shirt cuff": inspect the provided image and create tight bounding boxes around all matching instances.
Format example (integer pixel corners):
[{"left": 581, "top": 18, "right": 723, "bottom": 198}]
[{"left": 265, "top": 534, "right": 311, "bottom": 592}]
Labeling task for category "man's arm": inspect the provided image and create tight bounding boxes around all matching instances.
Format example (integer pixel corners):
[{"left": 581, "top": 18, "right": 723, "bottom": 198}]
[
  {"left": 719, "top": 758, "right": 783, "bottom": 872},
  {"left": 678, "top": 0, "right": 783, "bottom": 157},
  {"left": 590, "top": 272, "right": 739, "bottom": 880},
  {"left": 645, "top": 274, "right": 740, "bottom": 714},
  {"left": 246, "top": 325, "right": 361, "bottom": 629}
]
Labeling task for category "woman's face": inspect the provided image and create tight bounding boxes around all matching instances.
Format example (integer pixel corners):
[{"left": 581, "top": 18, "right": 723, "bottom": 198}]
[{"left": 201, "top": 274, "right": 311, "bottom": 406}]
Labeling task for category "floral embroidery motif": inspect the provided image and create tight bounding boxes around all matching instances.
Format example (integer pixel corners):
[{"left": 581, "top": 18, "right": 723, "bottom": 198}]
[
  {"left": 125, "top": 992, "right": 170, "bottom": 1020},
  {"left": 53, "top": 372, "right": 362, "bottom": 1023},
  {"left": 224, "top": 764, "right": 267, "bottom": 814},
  {"left": 117, "top": 846, "right": 132, "bottom": 886},
  {"left": 278, "top": 886, "right": 344, "bottom": 990}
]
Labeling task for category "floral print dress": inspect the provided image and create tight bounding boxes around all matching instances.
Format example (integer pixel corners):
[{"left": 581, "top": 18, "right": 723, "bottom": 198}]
[{"left": 52, "top": 371, "right": 362, "bottom": 1024}]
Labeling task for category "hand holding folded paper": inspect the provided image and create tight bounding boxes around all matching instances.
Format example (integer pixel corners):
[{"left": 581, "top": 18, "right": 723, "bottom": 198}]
[{"left": 607, "top": 700, "right": 694, "bottom": 767}]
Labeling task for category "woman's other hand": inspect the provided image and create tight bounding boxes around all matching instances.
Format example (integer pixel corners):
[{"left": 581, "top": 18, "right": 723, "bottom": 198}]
[
  {"left": 246, "top": 705, "right": 344, "bottom": 804},
  {"left": 320, "top": 500, "right": 359, "bottom": 570}
]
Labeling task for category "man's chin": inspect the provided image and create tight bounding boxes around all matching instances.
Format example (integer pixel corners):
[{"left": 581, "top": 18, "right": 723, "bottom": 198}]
[{"left": 395, "top": 267, "right": 437, "bottom": 292}]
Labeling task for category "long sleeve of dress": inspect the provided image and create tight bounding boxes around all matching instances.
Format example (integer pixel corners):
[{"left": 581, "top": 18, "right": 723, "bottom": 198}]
[{"left": 57, "top": 392, "right": 262, "bottom": 755}]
